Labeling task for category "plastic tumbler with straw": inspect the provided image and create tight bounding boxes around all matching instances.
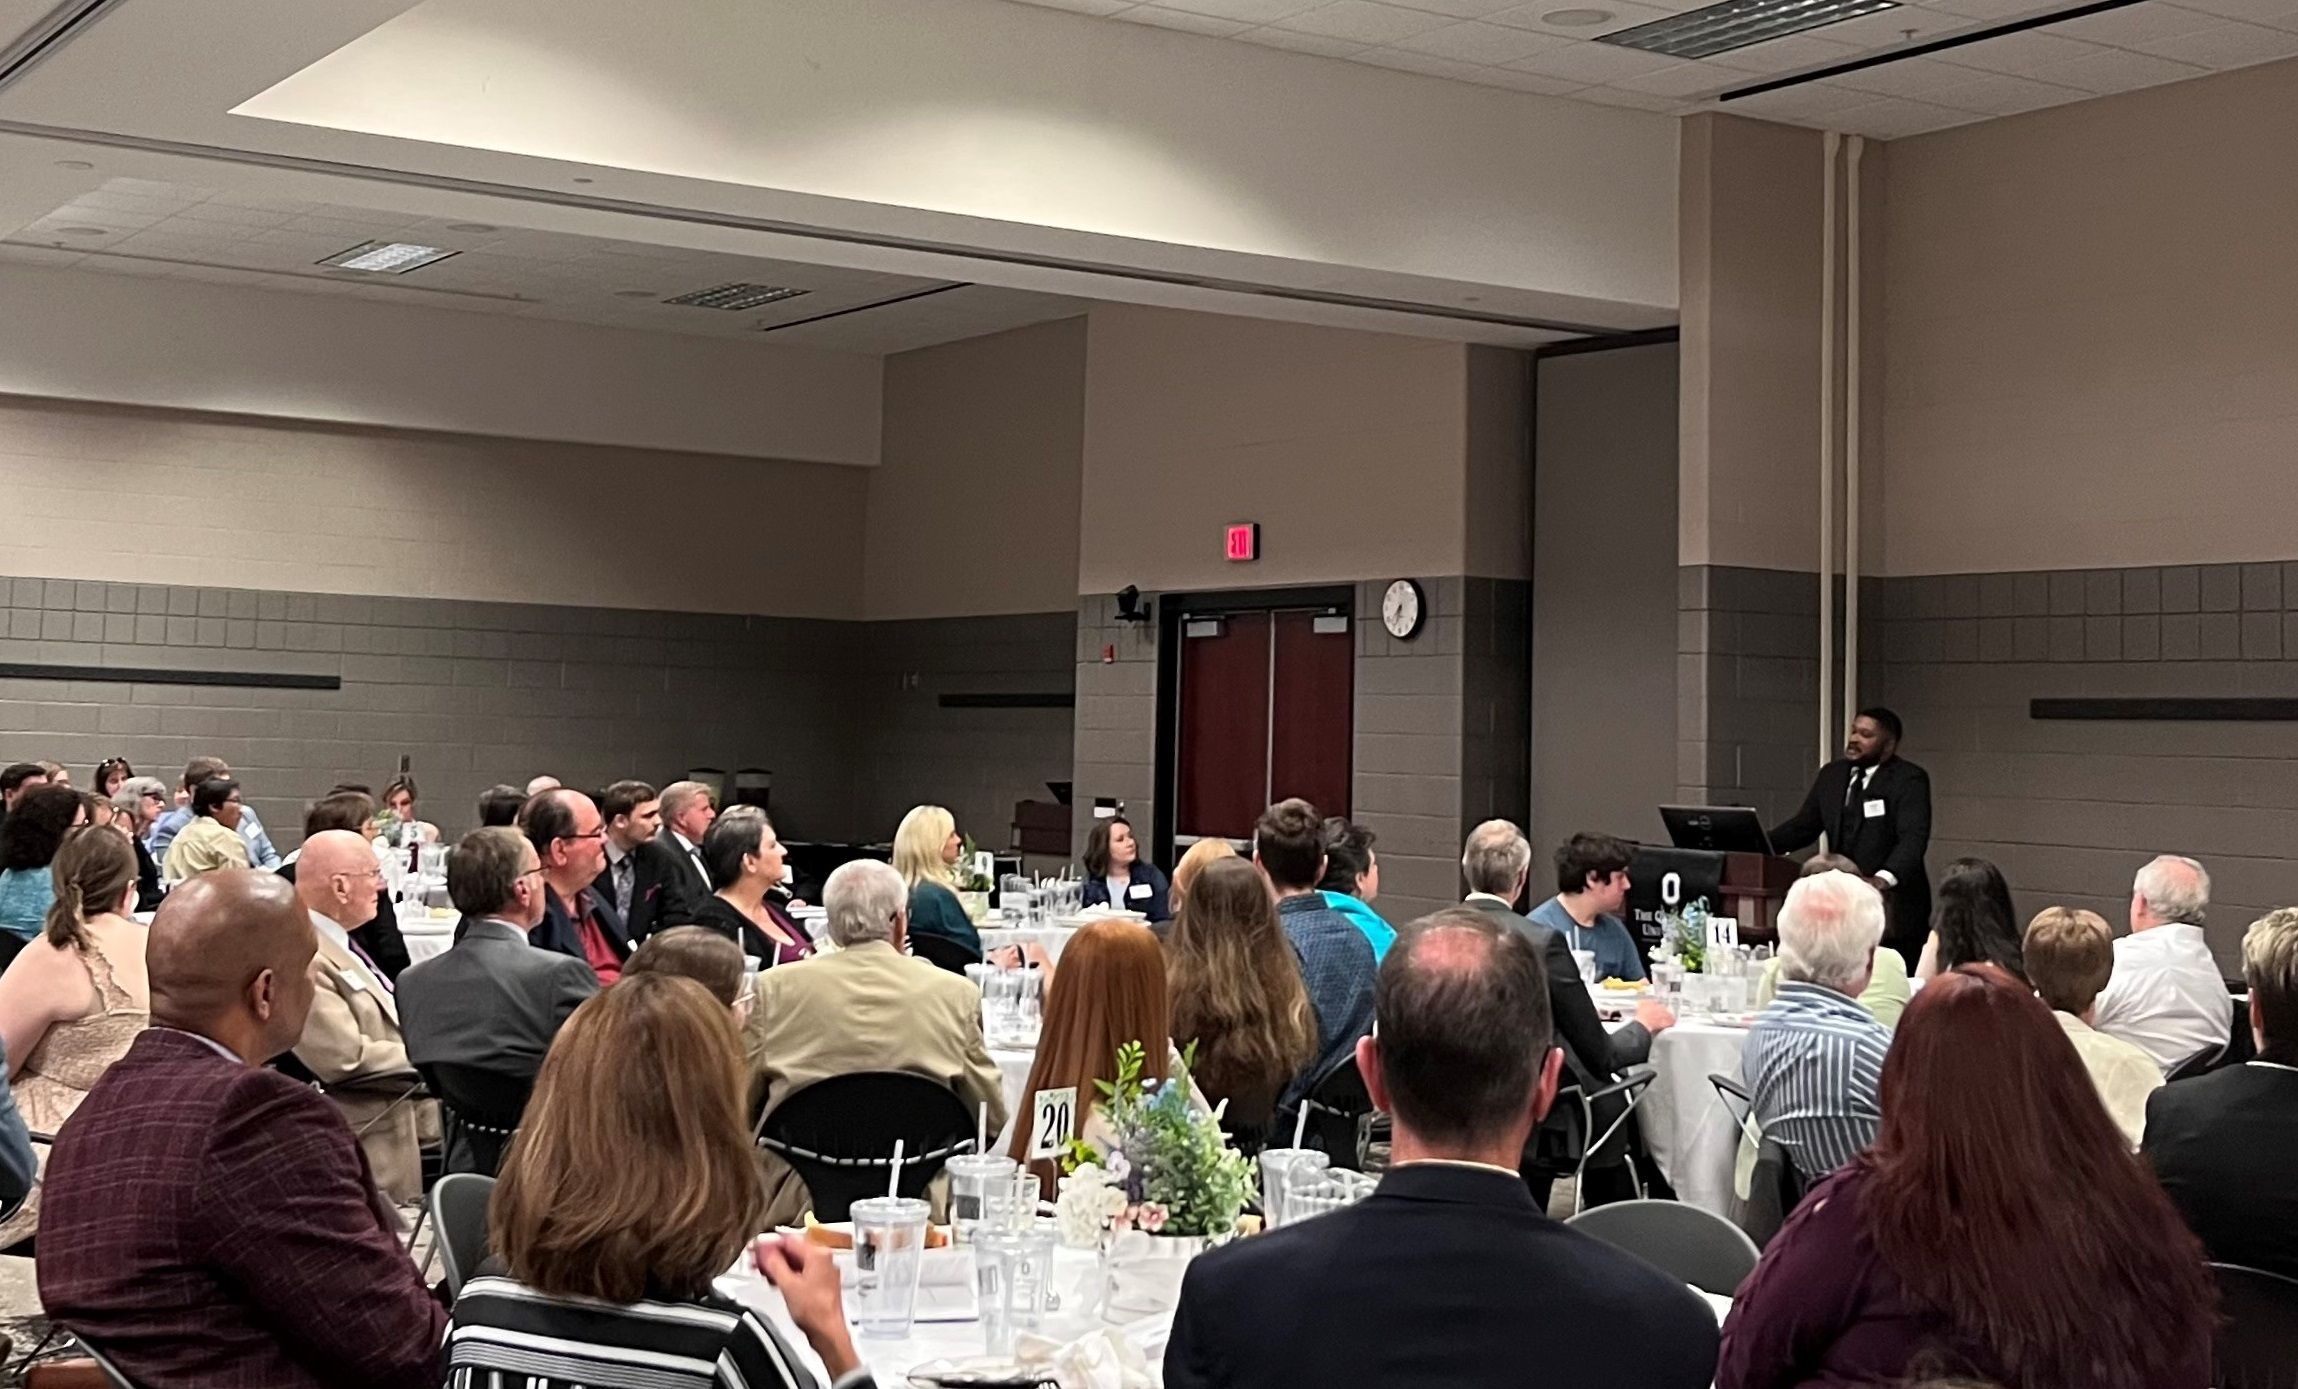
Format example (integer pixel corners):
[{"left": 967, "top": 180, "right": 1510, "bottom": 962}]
[
  {"left": 946, "top": 1104, "right": 1015, "bottom": 1245},
  {"left": 850, "top": 1141, "right": 931, "bottom": 1338},
  {"left": 1256, "top": 1106, "right": 1329, "bottom": 1230}
]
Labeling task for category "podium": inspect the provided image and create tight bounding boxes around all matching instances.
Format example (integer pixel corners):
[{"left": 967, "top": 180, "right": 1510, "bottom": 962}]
[{"left": 1626, "top": 806, "right": 1803, "bottom": 957}]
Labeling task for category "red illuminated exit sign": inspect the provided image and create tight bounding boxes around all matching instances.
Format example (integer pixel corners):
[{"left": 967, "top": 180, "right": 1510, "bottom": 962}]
[{"left": 1225, "top": 522, "right": 1260, "bottom": 562}]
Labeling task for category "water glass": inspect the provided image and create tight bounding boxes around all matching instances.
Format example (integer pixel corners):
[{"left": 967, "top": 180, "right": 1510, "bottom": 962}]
[
  {"left": 945, "top": 1153, "right": 1018, "bottom": 1244},
  {"left": 849, "top": 1196, "right": 931, "bottom": 1337},
  {"left": 1256, "top": 1148, "right": 1329, "bottom": 1229},
  {"left": 980, "top": 1171, "right": 1043, "bottom": 1237},
  {"left": 1570, "top": 948, "right": 1598, "bottom": 984},
  {"left": 975, "top": 1218, "right": 1060, "bottom": 1356}
]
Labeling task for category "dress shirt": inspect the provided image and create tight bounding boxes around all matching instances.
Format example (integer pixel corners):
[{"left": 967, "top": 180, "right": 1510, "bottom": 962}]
[
  {"left": 2054, "top": 1010, "right": 2162, "bottom": 1148},
  {"left": 1275, "top": 894, "right": 1376, "bottom": 1107},
  {"left": 1839, "top": 766, "right": 1898, "bottom": 888},
  {"left": 671, "top": 832, "right": 708, "bottom": 893},
  {"left": 1743, "top": 981, "right": 1892, "bottom": 1184},
  {"left": 2089, "top": 923, "right": 2232, "bottom": 1072},
  {"left": 309, "top": 911, "right": 391, "bottom": 994},
  {"left": 236, "top": 806, "right": 282, "bottom": 870}
]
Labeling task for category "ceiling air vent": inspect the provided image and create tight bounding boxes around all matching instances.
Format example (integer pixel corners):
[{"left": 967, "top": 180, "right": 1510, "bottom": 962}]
[
  {"left": 662, "top": 282, "right": 810, "bottom": 311},
  {"left": 1598, "top": 0, "right": 1897, "bottom": 59}
]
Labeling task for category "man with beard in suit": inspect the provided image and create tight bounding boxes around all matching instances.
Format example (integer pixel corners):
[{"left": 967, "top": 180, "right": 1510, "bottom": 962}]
[{"left": 1770, "top": 707, "right": 1933, "bottom": 970}]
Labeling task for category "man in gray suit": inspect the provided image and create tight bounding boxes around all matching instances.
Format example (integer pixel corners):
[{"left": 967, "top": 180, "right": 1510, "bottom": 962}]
[{"left": 398, "top": 827, "right": 597, "bottom": 1172}]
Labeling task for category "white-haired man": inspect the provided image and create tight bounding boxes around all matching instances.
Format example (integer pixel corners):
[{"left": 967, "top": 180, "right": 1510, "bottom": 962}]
[
  {"left": 1742, "top": 871, "right": 1895, "bottom": 1185},
  {"left": 2090, "top": 854, "right": 2233, "bottom": 1073},
  {"left": 750, "top": 858, "right": 1007, "bottom": 1226}
]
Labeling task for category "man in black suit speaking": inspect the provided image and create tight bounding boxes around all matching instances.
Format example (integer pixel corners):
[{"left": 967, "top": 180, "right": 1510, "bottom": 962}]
[
  {"left": 1769, "top": 706, "right": 1932, "bottom": 968},
  {"left": 1164, "top": 909, "right": 1719, "bottom": 1389}
]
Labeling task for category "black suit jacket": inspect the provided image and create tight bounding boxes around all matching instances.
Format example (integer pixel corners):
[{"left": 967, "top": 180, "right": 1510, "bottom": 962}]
[
  {"left": 2143, "top": 1060, "right": 2298, "bottom": 1281},
  {"left": 528, "top": 884, "right": 632, "bottom": 974},
  {"left": 593, "top": 837, "right": 705, "bottom": 944},
  {"left": 1165, "top": 1163, "right": 1718, "bottom": 1388},
  {"left": 1769, "top": 755, "right": 1933, "bottom": 946}
]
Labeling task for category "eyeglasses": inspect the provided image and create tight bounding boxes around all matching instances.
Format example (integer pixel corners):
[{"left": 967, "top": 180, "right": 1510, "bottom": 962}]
[{"left": 557, "top": 829, "right": 606, "bottom": 844}]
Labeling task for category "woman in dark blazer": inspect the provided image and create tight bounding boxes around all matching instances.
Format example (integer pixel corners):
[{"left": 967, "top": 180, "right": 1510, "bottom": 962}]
[{"left": 1078, "top": 816, "right": 1170, "bottom": 922}]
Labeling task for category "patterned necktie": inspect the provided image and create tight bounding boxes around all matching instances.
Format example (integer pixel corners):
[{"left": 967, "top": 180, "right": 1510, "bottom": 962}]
[{"left": 612, "top": 854, "right": 635, "bottom": 918}]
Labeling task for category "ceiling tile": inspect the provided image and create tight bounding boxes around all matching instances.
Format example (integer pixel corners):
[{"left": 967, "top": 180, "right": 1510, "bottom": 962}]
[
  {"left": 1352, "top": 46, "right": 1502, "bottom": 78},
  {"left": 1827, "top": 93, "right": 1985, "bottom": 136},
  {"left": 1918, "top": 0, "right": 2061, "bottom": 17},
  {"left": 2123, "top": 15, "right": 2298, "bottom": 62},
  {"left": 2020, "top": 44, "right": 2210, "bottom": 89},
  {"left": 1472, "top": 65, "right": 1595, "bottom": 90},
  {"left": 2172, "top": 0, "right": 2298, "bottom": 31},
  {"left": 1801, "top": 4, "right": 1978, "bottom": 47},
  {"left": 1273, "top": 0, "right": 1456, "bottom": 42},
  {"left": 1702, "top": 32, "right": 1865, "bottom": 73},
  {"left": 1122, "top": 5, "right": 1252, "bottom": 32},
  {"left": 1607, "top": 55, "right": 1744, "bottom": 95},
  {"left": 1157, "top": 0, "right": 1323, "bottom": 21},
  {"left": 1232, "top": 23, "right": 1371, "bottom": 51},
  {"left": 1390, "top": 0, "right": 1528, "bottom": 15},
  {"left": 2045, "top": 2, "right": 2226, "bottom": 44},
  {"left": 1716, "top": 78, "right": 1883, "bottom": 120},
  {"left": 1007, "top": 0, "right": 1137, "bottom": 13},
  {"left": 1392, "top": 18, "right": 1574, "bottom": 60},
  {"left": 1914, "top": 66, "right": 2091, "bottom": 112},
  {"left": 1827, "top": 52, "right": 1998, "bottom": 96},
  {"left": 1483, "top": 0, "right": 1677, "bottom": 35},
  {"left": 1504, "top": 36, "right": 1681, "bottom": 78},
  {"left": 1568, "top": 83, "right": 1688, "bottom": 109},
  {"left": 1930, "top": 27, "right": 2106, "bottom": 73}
]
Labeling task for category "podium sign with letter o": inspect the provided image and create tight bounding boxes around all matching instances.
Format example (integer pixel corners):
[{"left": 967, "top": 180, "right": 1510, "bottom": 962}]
[{"left": 1625, "top": 845, "right": 1725, "bottom": 958}]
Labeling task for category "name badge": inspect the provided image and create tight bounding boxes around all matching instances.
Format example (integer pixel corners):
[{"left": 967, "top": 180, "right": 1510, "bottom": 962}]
[
  {"left": 339, "top": 968, "right": 370, "bottom": 993},
  {"left": 1127, "top": 882, "right": 1152, "bottom": 900},
  {"left": 1863, "top": 798, "right": 1887, "bottom": 819}
]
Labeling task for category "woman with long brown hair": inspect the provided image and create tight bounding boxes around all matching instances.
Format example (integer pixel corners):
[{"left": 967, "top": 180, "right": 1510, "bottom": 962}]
[
  {"left": 1718, "top": 964, "right": 2213, "bottom": 1389},
  {"left": 447, "top": 972, "right": 870, "bottom": 1389},
  {"left": 1007, "top": 919, "right": 1198, "bottom": 1180},
  {"left": 1166, "top": 856, "right": 1316, "bottom": 1148}
]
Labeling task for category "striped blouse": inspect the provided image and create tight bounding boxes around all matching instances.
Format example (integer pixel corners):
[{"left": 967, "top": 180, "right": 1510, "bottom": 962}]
[
  {"left": 445, "top": 1276, "right": 874, "bottom": 1389},
  {"left": 1741, "top": 981, "right": 1893, "bottom": 1184}
]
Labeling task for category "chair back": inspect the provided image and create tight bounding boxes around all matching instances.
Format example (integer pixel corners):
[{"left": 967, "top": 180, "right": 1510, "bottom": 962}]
[
  {"left": 759, "top": 1072, "right": 976, "bottom": 1221},
  {"left": 1289, "top": 1056, "right": 1374, "bottom": 1171},
  {"left": 430, "top": 1172, "right": 498, "bottom": 1302},
  {"left": 1707, "top": 1072, "right": 1759, "bottom": 1145},
  {"left": 1566, "top": 1198, "right": 1762, "bottom": 1296},
  {"left": 2167, "top": 1044, "right": 2226, "bottom": 1083},
  {"left": 78, "top": 1344, "right": 138, "bottom": 1389},
  {"left": 2212, "top": 1262, "right": 2298, "bottom": 1389},
  {"left": 417, "top": 1062, "right": 534, "bottom": 1178},
  {"left": 909, "top": 933, "right": 980, "bottom": 974},
  {"left": 1741, "top": 1135, "right": 1804, "bottom": 1248}
]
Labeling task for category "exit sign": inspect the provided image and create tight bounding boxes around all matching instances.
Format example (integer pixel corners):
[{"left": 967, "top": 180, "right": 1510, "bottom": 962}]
[{"left": 1225, "top": 522, "right": 1260, "bottom": 562}]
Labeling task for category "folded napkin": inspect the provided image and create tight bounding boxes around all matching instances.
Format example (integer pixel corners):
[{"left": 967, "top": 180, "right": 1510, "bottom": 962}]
[{"left": 1013, "top": 1327, "right": 1160, "bottom": 1389}]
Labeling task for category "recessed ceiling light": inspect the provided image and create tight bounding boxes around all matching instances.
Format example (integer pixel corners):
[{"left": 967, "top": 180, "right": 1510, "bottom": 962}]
[
  {"left": 663, "top": 281, "right": 810, "bottom": 311},
  {"left": 57, "top": 226, "right": 108, "bottom": 237},
  {"left": 53, "top": 160, "right": 93, "bottom": 170},
  {"left": 316, "top": 240, "right": 460, "bottom": 274},
  {"left": 1599, "top": 0, "right": 1897, "bottom": 57},
  {"left": 613, "top": 289, "right": 660, "bottom": 299},
  {"left": 445, "top": 222, "right": 498, "bottom": 234},
  {"left": 1542, "top": 8, "right": 1615, "bottom": 25}
]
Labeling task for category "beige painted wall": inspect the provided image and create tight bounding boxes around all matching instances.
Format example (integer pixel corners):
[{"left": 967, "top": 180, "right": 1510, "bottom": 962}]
[
  {"left": 0, "top": 395, "right": 869, "bottom": 617},
  {"left": 1464, "top": 345, "right": 1533, "bottom": 582},
  {"left": 865, "top": 317, "right": 1087, "bottom": 619},
  {"left": 1881, "top": 58, "right": 2298, "bottom": 575},
  {"left": 1079, "top": 304, "right": 1475, "bottom": 594}
]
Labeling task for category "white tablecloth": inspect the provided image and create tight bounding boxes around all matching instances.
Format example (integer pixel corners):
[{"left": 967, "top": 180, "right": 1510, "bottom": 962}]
[
  {"left": 396, "top": 902, "right": 458, "bottom": 965},
  {"left": 1631, "top": 1020, "right": 1751, "bottom": 1219},
  {"left": 991, "top": 1046, "right": 1034, "bottom": 1153},
  {"left": 978, "top": 924, "right": 1079, "bottom": 965}
]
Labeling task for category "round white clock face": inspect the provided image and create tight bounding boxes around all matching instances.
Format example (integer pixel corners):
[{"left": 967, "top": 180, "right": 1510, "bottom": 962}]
[{"left": 1382, "top": 579, "right": 1423, "bottom": 639}]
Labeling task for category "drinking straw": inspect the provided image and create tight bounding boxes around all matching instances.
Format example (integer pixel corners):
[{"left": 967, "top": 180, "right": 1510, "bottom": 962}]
[
  {"left": 978, "top": 1101, "right": 989, "bottom": 1157},
  {"left": 888, "top": 1139, "right": 904, "bottom": 1201},
  {"left": 1291, "top": 1103, "right": 1310, "bottom": 1151}
]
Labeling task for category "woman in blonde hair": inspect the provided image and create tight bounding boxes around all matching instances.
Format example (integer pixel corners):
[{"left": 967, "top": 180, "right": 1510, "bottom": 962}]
[
  {"left": 448, "top": 972, "right": 868, "bottom": 1388},
  {"left": 892, "top": 804, "right": 980, "bottom": 963},
  {"left": 0, "top": 826, "right": 149, "bottom": 1243},
  {"left": 1167, "top": 856, "right": 1316, "bottom": 1150},
  {"left": 1167, "top": 838, "right": 1238, "bottom": 924}
]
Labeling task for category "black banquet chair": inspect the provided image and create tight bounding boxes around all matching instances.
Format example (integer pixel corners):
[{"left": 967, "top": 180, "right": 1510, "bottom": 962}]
[
  {"left": 2210, "top": 1262, "right": 2298, "bottom": 1389},
  {"left": 418, "top": 1061, "right": 534, "bottom": 1179},
  {"left": 1280, "top": 1056, "right": 1376, "bottom": 1172},
  {"left": 908, "top": 933, "right": 981, "bottom": 975},
  {"left": 758, "top": 1072, "right": 977, "bottom": 1222},
  {"left": 1566, "top": 1198, "right": 1762, "bottom": 1297}
]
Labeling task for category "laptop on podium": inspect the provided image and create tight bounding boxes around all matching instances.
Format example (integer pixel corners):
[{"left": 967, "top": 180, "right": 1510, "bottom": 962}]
[{"left": 1658, "top": 805, "right": 1775, "bottom": 856}]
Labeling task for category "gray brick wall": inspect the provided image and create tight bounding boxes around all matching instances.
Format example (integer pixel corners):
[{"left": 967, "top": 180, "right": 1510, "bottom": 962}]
[
  {"left": 0, "top": 574, "right": 1073, "bottom": 852},
  {"left": 1070, "top": 592, "right": 1160, "bottom": 862},
  {"left": 1868, "top": 561, "right": 2298, "bottom": 969},
  {"left": 1678, "top": 564, "right": 1826, "bottom": 828}
]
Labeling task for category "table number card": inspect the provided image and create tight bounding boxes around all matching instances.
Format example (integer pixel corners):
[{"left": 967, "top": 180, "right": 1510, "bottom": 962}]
[
  {"left": 1706, "top": 916, "right": 1740, "bottom": 954},
  {"left": 1028, "top": 1086, "right": 1077, "bottom": 1160}
]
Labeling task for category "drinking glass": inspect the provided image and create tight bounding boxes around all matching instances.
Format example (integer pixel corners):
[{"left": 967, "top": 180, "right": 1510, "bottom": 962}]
[
  {"left": 945, "top": 1153, "right": 1018, "bottom": 1244},
  {"left": 1256, "top": 1148, "right": 1328, "bottom": 1229},
  {"left": 848, "top": 1196, "right": 931, "bottom": 1338},
  {"left": 1570, "top": 948, "right": 1598, "bottom": 985},
  {"left": 980, "top": 1170, "right": 1043, "bottom": 1237},
  {"left": 975, "top": 1218, "right": 1060, "bottom": 1356}
]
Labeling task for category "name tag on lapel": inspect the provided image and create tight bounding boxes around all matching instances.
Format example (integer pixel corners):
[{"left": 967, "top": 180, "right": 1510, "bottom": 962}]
[
  {"left": 1127, "top": 882, "right": 1152, "bottom": 900},
  {"left": 1863, "top": 798, "right": 1887, "bottom": 819},
  {"left": 339, "top": 968, "right": 370, "bottom": 993}
]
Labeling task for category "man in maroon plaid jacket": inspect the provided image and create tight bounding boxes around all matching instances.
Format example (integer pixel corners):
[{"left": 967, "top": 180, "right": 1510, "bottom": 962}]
[{"left": 37, "top": 869, "right": 445, "bottom": 1388}]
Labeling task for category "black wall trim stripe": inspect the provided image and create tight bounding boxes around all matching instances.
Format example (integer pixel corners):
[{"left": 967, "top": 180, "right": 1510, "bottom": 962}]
[
  {"left": 2031, "top": 697, "right": 2298, "bottom": 722},
  {"left": 0, "top": 662, "right": 340, "bottom": 690},
  {"left": 1718, "top": 0, "right": 2150, "bottom": 101},
  {"left": 937, "top": 692, "right": 1075, "bottom": 709}
]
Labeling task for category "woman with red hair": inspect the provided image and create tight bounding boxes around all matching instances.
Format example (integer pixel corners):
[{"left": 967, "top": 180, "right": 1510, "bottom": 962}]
[{"left": 1718, "top": 963, "right": 2212, "bottom": 1389}]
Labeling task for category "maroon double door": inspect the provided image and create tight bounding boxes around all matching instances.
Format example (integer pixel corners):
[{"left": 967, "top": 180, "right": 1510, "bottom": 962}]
[{"left": 1172, "top": 608, "right": 1353, "bottom": 845}]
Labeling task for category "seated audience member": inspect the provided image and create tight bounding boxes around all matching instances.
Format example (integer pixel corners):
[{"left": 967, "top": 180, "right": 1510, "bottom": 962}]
[
  {"left": 477, "top": 782, "right": 526, "bottom": 827},
  {"left": 1743, "top": 871, "right": 1894, "bottom": 1185},
  {"left": 2026, "top": 906, "right": 2161, "bottom": 1148},
  {"left": 279, "top": 790, "right": 410, "bottom": 982},
  {"left": 0, "top": 827, "right": 148, "bottom": 1244},
  {"left": 1916, "top": 856, "right": 2024, "bottom": 982},
  {"left": 1461, "top": 819, "right": 1667, "bottom": 1205},
  {"left": 1529, "top": 831, "right": 1647, "bottom": 984},
  {"left": 161, "top": 777, "right": 252, "bottom": 881},
  {"left": 1754, "top": 853, "right": 1912, "bottom": 1029},
  {"left": 289, "top": 831, "right": 426, "bottom": 1206},
  {"left": 752, "top": 859, "right": 1006, "bottom": 1226},
  {"left": 92, "top": 758, "right": 133, "bottom": 799},
  {"left": 1011, "top": 918, "right": 1203, "bottom": 1181},
  {"left": 151, "top": 757, "right": 282, "bottom": 870},
  {"left": 0, "top": 761, "right": 52, "bottom": 828},
  {"left": 628, "top": 926, "right": 754, "bottom": 1017},
  {"left": 1081, "top": 815, "right": 1172, "bottom": 922},
  {"left": 398, "top": 827, "right": 598, "bottom": 1172},
  {"left": 1167, "top": 857, "right": 1316, "bottom": 1146},
  {"left": 1167, "top": 837, "right": 1237, "bottom": 924},
  {"left": 893, "top": 803, "right": 981, "bottom": 962},
  {"left": 689, "top": 807, "right": 813, "bottom": 968},
  {"left": 2090, "top": 854, "right": 2233, "bottom": 1073},
  {"left": 1720, "top": 965, "right": 2212, "bottom": 1389},
  {"left": 520, "top": 788, "right": 631, "bottom": 984},
  {"left": 448, "top": 973, "right": 871, "bottom": 1389},
  {"left": 594, "top": 778, "right": 698, "bottom": 941},
  {"left": 378, "top": 774, "right": 437, "bottom": 845},
  {"left": 1167, "top": 910, "right": 1719, "bottom": 1389},
  {"left": 1254, "top": 799, "right": 1376, "bottom": 1107},
  {"left": 112, "top": 775, "right": 168, "bottom": 910},
  {"left": 35, "top": 761, "right": 67, "bottom": 787},
  {"left": 0, "top": 785, "right": 81, "bottom": 963},
  {"left": 1317, "top": 817, "right": 1395, "bottom": 961},
  {"left": 658, "top": 779, "right": 720, "bottom": 905},
  {"left": 525, "top": 774, "right": 562, "bottom": 796},
  {"left": 2143, "top": 906, "right": 2298, "bottom": 1280},
  {"left": 36, "top": 869, "right": 445, "bottom": 1388}
]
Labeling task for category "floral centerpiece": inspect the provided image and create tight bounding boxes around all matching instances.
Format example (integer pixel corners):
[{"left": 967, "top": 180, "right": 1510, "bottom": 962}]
[
  {"left": 1653, "top": 899, "right": 1710, "bottom": 973},
  {"left": 954, "top": 834, "right": 995, "bottom": 922},
  {"left": 1051, "top": 1042, "right": 1255, "bottom": 1318}
]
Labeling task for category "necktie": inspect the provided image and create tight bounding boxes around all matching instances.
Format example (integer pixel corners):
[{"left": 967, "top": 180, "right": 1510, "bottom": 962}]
[{"left": 612, "top": 854, "right": 635, "bottom": 917}]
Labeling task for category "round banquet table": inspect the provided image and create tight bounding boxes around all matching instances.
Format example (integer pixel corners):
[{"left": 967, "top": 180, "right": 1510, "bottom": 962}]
[
  {"left": 977, "top": 923, "right": 1079, "bottom": 966},
  {"left": 990, "top": 1045, "right": 1035, "bottom": 1153},
  {"left": 1611, "top": 1011, "right": 1751, "bottom": 1219},
  {"left": 396, "top": 901, "right": 459, "bottom": 965}
]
